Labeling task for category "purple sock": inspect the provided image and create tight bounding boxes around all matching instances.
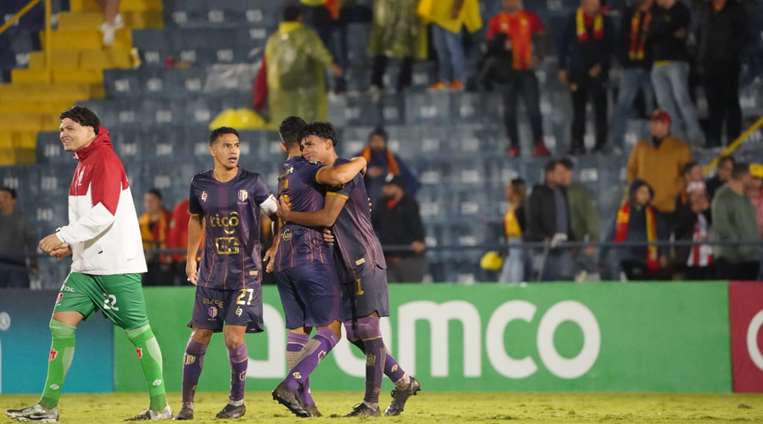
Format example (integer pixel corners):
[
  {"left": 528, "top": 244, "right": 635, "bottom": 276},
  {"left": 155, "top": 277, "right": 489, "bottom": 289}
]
[
  {"left": 384, "top": 350, "right": 406, "bottom": 383},
  {"left": 284, "top": 328, "right": 338, "bottom": 392},
  {"left": 286, "top": 332, "right": 315, "bottom": 407},
  {"left": 228, "top": 344, "right": 248, "bottom": 402},
  {"left": 182, "top": 339, "right": 207, "bottom": 404},
  {"left": 363, "top": 338, "right": 386, "bottom": 404}
]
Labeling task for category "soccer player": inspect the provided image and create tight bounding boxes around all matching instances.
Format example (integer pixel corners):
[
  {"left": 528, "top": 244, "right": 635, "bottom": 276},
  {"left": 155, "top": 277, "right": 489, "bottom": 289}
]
[
  {"left": 277, "top": 122, "right": 421, "bottom": 417},
  {"left": 269, "top": 117, "right": 368, "bottom": 417},
  {"left": 5, "top": 106, "right": 171, "bottom": 421},
  {"left": 175, "top": 127, "right": 278, "bottom": 420}
]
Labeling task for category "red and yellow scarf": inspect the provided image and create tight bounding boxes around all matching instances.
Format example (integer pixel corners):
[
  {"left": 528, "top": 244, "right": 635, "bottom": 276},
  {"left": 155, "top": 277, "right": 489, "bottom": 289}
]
[
  {"left": 614, "top": 202, "right": 660, "bottom": 272},
  {"left": 628, "top": 9, "right": 651, "bottom": 61},
  {"left": 361, "top": 146, "right": 400, "bottom": 176},
  {"left": 576, "top": 8, "right": 604, "bottom": 42},
  {"left": 495, "top": 11, "right": 534, "bottom": 70}
]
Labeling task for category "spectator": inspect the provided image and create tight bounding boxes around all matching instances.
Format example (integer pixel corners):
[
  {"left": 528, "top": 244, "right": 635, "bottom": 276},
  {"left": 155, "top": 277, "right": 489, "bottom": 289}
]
[
  {"left": 418, "top": 0, "right": 483, "bottom": 91},
  {"left": 166, "top": 198, "right": 190, "bottom": 285},
  {"left": 706, "top": 155, "right": 735, "bottom": 201},
  {"left": 673, "top": 187, "right": 715, "bottom": 280},
  {"left": 648, "top": 0, "right": 703, "bottom": 145},
  {"left": 746, "top": 167, "right": 763, "bottom": 238},
  {"left": 611, "top": 0, "right": 655, "bottom": 151},
  {"left": 372, "top": 175, "right": 427, "bottom": 282},
  {"left": 139, "top": 188, "right": 172, "bottom": 285},
  {"left": 558, "top": 0, "right": 615, "bottom": 155},
  {"left": 558, "top": 158, "right": 600, "bottom": 279},
  {"left": 526, "top": 160, "right": 574, "bottom": 281},
  {"left": 498, "top": 178, "right": 528, "bottom": 283},
  {"left": 358, "top": 127, "right": 419, "bottom": 204},
  {"left": 626, "top": 109, "right": 692, "bottom": 215},
  {"left": 601, "top": 179, "right": 669, "bottom": 280},
  {"left": 0, "top": 186, "right": 36, "bottom": 288},
  {"left": 368, "top": 0, "right": 423, "bottom": 95},
  {"left": 674, "top": 161, "right": 705, "bottom": 220},
  {"left": 486, "top": 0, "right": 551, "bottom": 158},
  {"left": 697, "top": 0, "right": 748, "bottom": 148},
  {"left": 300, "top": 0, "right": 348, "bottom": 93},
  {"left": 98, "top": 0, "right": 123, "bottom": 46},
  {"left": 254, "top": 6, "right": 342, "bottom": 126},
  {"left": 712, "top": 163, "right": 761, "bottom": 280}
]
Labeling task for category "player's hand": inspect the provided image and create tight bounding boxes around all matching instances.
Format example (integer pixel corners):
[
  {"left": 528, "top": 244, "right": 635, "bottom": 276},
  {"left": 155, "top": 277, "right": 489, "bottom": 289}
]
[
  {"left": 277, "top": 197, "right": 292, "bottom": 220},
  {"left": 50, "top": 244, "right": 72, "bottom": 260},
  {"left": 589, "top": 64, "right": 602, "bottom": 78},
  {"left": 39, "top": 233, "right": 67, "bottom": 254},
  {"left": 186, "top": 260, "right": 199, "bottom": 285},
  {"left": 323, "top": 228, "right": 335, "bottom": 245},
  {"left": 263, "top": 246, "right": 277, "bottom": 273},
  {"left": 558, "top": 70, "right": 568, "bottom": 85},
  {"left": 350, "top": 156, "right": 368, "bottom": 175},
  {"left": 410, "top": 240, "right": 426, "bottom": 254}
]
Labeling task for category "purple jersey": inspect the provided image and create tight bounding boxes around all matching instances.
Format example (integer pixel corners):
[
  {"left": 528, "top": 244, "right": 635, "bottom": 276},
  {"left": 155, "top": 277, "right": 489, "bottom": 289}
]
[
  {"left": 330, "top": 158, "right": 387, "bottom": 277},
  {"left": 189, "top": 168, "right": 275, "bottom": 289},
  {"left": 274, "top": 157, "right": 332, "bottom": 271}
]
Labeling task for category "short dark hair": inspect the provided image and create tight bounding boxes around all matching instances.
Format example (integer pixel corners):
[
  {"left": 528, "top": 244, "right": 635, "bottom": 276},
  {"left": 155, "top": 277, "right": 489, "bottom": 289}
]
[
  {"left": 209, "top": 127, "right": 239, "bottom": 145},
  {"left": 146, "top": 188, "right": 162, "bottom": 200},
  {"left": 544, "top": 159, "right": 560, "bottom": 174},
  {"left": 368, "top": 127, "right": 388, "bottom": 143},
  {"left": 0, "top": 185, "right": 16, "bottom": 199},
  {"left": 301, "top": 122, "right": 338, "bottom": 146},
  {"left": 718, "top": 155, "right": 736, "bottom": 168},
  {"left": 731, "top": 162, "right": 750, "bottom": 180},
  {"left": 630, "top": 179, "right": 655, "bottom": 203},
  {"left": 283, "top": 4, "right": 301, "bottom": 22},
  {"left": 60, "top": 105, "right": 100, "bottom": 134},
  {"left": 558, "top": 157, "right": 575, "bottom": 171},
  {"left": 279, "top": 116, "right": 307, "bottom": 147},
  {"left": 682, "top": 161, "right": 699, "bottom": 176}
]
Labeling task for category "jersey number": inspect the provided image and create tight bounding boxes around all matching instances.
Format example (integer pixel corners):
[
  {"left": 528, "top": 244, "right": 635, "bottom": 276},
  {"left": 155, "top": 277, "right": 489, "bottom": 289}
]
[
  {"left": 236, "top": 289, "right": 254, "bottom": 306},
  {"left": 214, "top": 237, "right": 241, "bottom": 255},
  {"left": 103, "top": 294, "right": 119, "bottom": 311}
]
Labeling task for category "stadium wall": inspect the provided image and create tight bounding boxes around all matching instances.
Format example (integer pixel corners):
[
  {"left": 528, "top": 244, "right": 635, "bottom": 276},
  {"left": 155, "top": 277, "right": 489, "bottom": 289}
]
[{"left": 3, "top": 283, "right": 762, "bottom": 394}]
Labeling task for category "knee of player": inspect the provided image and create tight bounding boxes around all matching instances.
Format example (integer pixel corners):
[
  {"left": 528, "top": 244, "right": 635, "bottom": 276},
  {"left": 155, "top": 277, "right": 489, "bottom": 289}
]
[
  {"left": 49, "top": 319, "right": 77, "bottom": 338},
  {"left": 191, "top": 328, "right": 214, "bottom": 345},
  {"left": 223, "top": 333, "right": 245, "bottom": 349}
]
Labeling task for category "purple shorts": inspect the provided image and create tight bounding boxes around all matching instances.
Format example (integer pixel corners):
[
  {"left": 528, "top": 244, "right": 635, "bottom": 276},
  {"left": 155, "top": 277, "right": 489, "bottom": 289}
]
[
  {"left": 274, "top": 262, "right": 341, "bottom": 329},
  {"left": 337, "top": 260, "right": 390, "bottom": 322},
  {"left": 188, "top": 286, "right": 264, "bottom": 333}
]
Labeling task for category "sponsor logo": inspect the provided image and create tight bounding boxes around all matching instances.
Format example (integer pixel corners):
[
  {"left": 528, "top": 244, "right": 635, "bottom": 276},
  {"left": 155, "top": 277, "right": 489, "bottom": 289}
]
[
  {"left": 366, "top": 352, "right": 376, "bottom": 366},
  {"left": 49, "top": 384, "right": 60, "bottom": 391},
  {"left": 239, "top": 371, "right": 247, "bottom": 381},
  {"left": 152, "top": 379, "right": 162, "bottom": 387},
  {"left": 292, "top": 371, "right": 302, "bottom": 380},
  {"left": 235, "top": 307, "right": 243, "bottom": 317},
  {"left": 281, "top": 228, "right": 292, "bottom": 241}
]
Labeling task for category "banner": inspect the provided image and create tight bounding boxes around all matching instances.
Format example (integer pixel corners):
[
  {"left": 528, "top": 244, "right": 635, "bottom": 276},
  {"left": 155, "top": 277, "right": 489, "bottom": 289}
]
[
  {"left": 114, "top": 283, "right": 731, "bottom": 393},
  {"left": 0, "top": 289, "right": 113, "bottom": 394},
  {"left": 729, "top": 282, "right": 763, "bottom": 392}
]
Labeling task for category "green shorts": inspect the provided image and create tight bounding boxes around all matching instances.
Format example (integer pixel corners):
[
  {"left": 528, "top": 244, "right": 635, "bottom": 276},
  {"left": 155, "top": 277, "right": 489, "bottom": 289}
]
[{"left": 53, "top": 272, "right": 149, "bottom": 330}]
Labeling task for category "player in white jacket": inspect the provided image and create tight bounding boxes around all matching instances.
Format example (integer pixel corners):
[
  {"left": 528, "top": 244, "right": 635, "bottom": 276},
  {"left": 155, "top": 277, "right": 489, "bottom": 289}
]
[{"left": 5, "top": 106, "right": 171, "bottom": 422}]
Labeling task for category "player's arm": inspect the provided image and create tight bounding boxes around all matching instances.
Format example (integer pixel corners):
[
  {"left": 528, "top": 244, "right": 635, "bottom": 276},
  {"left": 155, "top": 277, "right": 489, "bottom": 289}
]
[
  {"left": 314, "top": 157, "right": 367, "bottom": 187},
  {"left": 42, "top": 162, "right": 121, "bottom": 252},
  {"left": 264, "top": 217, "right": 281, "bottom": 273},
  {"left": 278, "top": 192, "right": 348, "bottom": 228},
  {"left": 186, "top": 214, "right": 204, "bottom": 284}
]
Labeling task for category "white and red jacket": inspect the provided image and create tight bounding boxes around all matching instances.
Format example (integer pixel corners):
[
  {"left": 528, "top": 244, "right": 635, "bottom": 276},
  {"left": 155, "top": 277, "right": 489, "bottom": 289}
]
[{"left": 56, "top": 128, "right": 147, "bottom": 275}]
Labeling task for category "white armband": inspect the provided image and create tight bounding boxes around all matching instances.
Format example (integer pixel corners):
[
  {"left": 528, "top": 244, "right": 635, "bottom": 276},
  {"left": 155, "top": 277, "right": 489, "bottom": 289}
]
[{"left": 259, "top": 194, "right": 278, "bottom": 216}]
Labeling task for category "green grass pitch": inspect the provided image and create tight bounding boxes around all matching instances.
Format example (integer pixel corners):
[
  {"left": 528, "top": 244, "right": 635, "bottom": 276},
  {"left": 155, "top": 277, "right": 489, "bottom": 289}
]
[{"left": 2, "top": 392, "right": 762, "bottom": 423}]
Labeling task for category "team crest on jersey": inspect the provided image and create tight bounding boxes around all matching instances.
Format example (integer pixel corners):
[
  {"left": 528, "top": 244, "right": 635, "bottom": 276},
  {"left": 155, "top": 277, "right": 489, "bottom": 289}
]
[
  {"left": 208, "top": 306, "right": 218, "bottom": 319},
  {"left": 238, "top": 190, "right": 248, "bottom": 202},
  {"left": 201, "top": 191, "right": 208, "bottom": 203}
]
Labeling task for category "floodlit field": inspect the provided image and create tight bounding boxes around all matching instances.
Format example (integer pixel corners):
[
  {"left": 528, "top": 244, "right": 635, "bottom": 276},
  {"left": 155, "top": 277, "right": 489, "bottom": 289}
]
[{"left": 2, "top": 392, "right": 762, "bottom": 423}]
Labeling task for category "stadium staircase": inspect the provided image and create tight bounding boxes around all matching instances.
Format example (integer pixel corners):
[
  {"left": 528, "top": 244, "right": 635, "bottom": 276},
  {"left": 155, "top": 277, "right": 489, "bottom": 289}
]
[
  {"left": 1, "top": 0, "right": 762, "bottom": 285},
  {"left": 0, "top": 0, "right": 163, "bottom": 166}
]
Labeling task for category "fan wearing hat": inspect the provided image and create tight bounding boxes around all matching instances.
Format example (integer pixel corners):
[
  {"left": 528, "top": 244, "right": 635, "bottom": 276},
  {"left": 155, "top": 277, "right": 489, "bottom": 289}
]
[{"left": 626, "top": 109, "right": 694, "bottom": 217}]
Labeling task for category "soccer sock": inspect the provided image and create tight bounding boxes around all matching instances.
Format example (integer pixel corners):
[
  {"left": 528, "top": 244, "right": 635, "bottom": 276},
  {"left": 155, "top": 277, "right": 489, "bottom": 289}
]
[
  {"left": 228, "top": 343, "right": 248, "bottom": 404},
  {"left": 349, "top": 333, "right": 409, "bottom": 388},
  {"left": 284, "top": 328, "right": 338, "bottom": 392},
  {"left": 362, "top": 338, "right": 386, "bottom": 406},
  {"left": 39, "top": 320, "right": 76, "bottom": 409},
  {"left": 126, "top": 325, "right": 167, "bottom": 411},
  {"left": 182, "top": 338, "right": 207, "bottom": 405},
  {"left": 287, "top": 332, "right": 315, "bottom": 407}
]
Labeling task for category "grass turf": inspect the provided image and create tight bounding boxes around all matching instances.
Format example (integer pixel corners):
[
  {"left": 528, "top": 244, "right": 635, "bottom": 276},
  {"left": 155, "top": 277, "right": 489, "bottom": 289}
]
[{"left": 2, "top": 392, "right": 762, "bottom": 423}]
